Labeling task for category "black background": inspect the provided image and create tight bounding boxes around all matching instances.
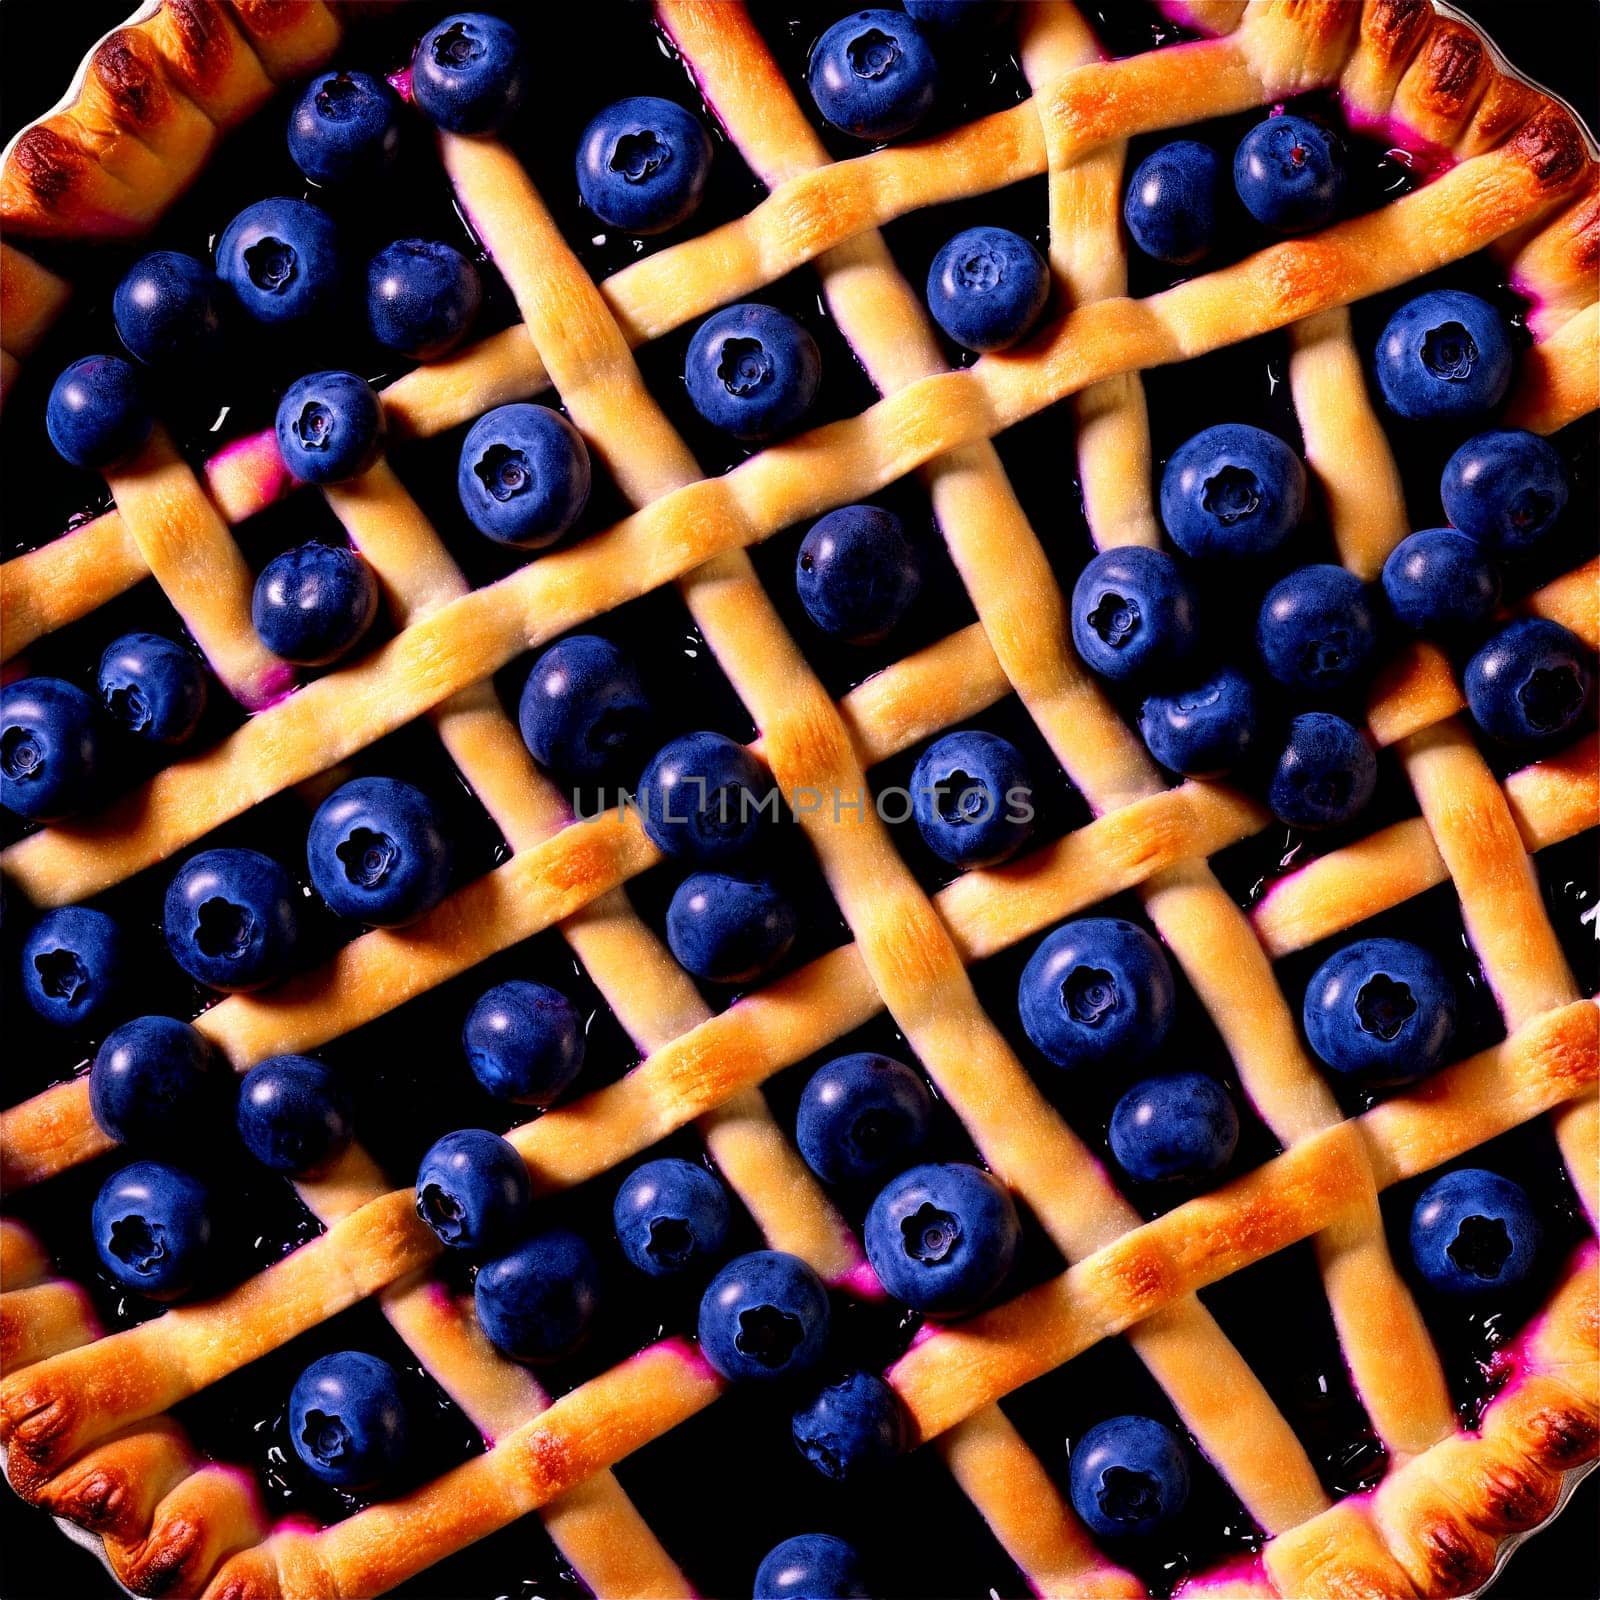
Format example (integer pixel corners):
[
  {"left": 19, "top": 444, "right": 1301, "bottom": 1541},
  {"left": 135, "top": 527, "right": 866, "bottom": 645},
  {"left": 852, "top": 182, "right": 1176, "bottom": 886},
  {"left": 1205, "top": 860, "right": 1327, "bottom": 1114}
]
[{"left": 1, "top": 2, "right": 1596, "bottom": 1597}]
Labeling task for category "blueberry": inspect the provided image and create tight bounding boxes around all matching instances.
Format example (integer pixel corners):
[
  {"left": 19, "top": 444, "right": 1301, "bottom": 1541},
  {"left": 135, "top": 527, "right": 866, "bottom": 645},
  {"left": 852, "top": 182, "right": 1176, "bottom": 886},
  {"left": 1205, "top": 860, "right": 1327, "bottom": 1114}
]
[
  {"left": 412, "top": 13, "right": 528, "bottom": 134},
  {"left": 1266, "top": 711, "right": 1376, "bottom": 830},
  {"left": 1069, "top": 1415, "right": 1190, "bottom": 1538},
  {"left": 1464, "top": 618, "right": 1595, "bottom": 746},
  {"left": 685, "top": 303, "right": 820, "bottom": 442},
  {"left": 288, "top": 1351, "right": 409, "bottom": 1491},
  {"left": 0, "top": 677, "right": 104, "bottom": 821},
  {"left": 307, "top": 776, "right": 454, "bottom": 928},
  {"left": 252, "top": 542, "right": 379, "bottom": 667},
  {"left": 162, "top": 848, "right": 302, "bottom": 992},
  {"left": 366, "top": 239, "right": 482, "bottom": 361},
  {"left": 97, "top": 632, "right": 208, "bottom": 745},
  {"left": 45, "top": 355, "right": 151, "bottom": 469},
  {"left": 1232, "top": 114, "right": 1344, "bottom": 233},
  {"left": 698, "top": 1249, "right": 831, "bottom": 1383},
  {"left": 1108, "top": 1073, "right": 1239, "bottom": 1185},
  {"left": 667, "top": 872, "right": 797, "bottom": 985},
  {"left": 577, "top": 96, "right": 714, "bottom": 235},
  {"left": 216, "top": 197, "right": 341, "bottom": 326},
  {"left": 1160, "top": 423, "right": 1306, "bottom": 560},
  {"left": 1123, "top": 140, "right": 1222, "bottom": 265},
  {"left": 1070, "top": 546, "right": 1199, "bottom": 681},
  {"left": 21, "top": 906, "right": 129, "bottom": 1031},
  {"left": 415, "top": 1128, "right": 531, "bottom": 1252},
  {"left": 1018, "top": 917, "right": 1176, "bottom": 1072},
  {"left": 909, "top": 729, "right": 1033, "bottom": 868},
  {"left": 237, "top": 1055, "right": 355, "bottom": 1175},
  {"left": 112, "top": 252, "right": 228, "bottom": 367},
  {"left": 1375, "top": 290, "right": 1513, "bottom": 422},
  {"left": 1256, "top": 564, "right": 1380, "bottom": 695},
  {"left": 754, "top": 1534, "right": 870, "bottom": 1600},
  {"left": 1381, "top": 529, "right": 1500, "bottom": 634},
  {"left": 926, "top": 226, "right": 1049, "bottom": 353},
  {"left": 796, "top": 1052, "right": 934, "bottom": 1187},
  {"left": 796, "top": 504, "right": 922, "bottom": 644},
  {"left": 1302, "top": 937, "right": 1456, "bottom": 1087},
  {"left": 1410, "top": 1169, "right": 1541, "bottom": 1300},
  {"left": 613, "top": 1157, "right": 731, "bottom": 1277},
  {"left": 275, "top": 371, "right": 385, "bottom": 486},
  {"left": 288, "top": 71, "right": 402, "bottom": 187},
  {"left": 475, "top": 1229, "right": 602, "bottom": 1362},
  {"left": 1139, "top": 666, "right": 1258, "bottom": 778},
  {"left": 903, "top": 0, "right": 1015, "bottom": 36},
  {"left": 864, "top": 1161, "right": 1019, "bottom": 1317},
  {"left": 808, "top": 9, "right": 939, "bottom": 142},
  {"left": 637, "top": 731, "right": 774, "bottom": 862},
  {"left": 792, "top": 1371, "right": 905, "bottom": 1480},
  {"left": 517, "top": 635, "right": 652, "bottom": 781},
  {"left": 457, "top": 403, "right": 591, "bottom": 548},
  {"left": 462, "top": 979, "right": 585, "bottom": 1106},
  {"left": 1440, "top": 429, "right": 1569, "bottom": 552},
  {"left": 90, "top": 1015, "right": 220, "bottom": 1147},
  {"left": 92, "top": 1160, "right": 212, "bottom": 1301}
]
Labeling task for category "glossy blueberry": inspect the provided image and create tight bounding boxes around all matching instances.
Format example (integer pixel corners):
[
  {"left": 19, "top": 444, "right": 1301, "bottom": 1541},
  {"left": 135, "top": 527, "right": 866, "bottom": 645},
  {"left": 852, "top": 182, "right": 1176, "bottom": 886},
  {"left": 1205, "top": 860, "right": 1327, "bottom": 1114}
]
[
  {"left": 517, "top": 635, "right": 651, "bottom": 781},
  {"left": 237, "top": 1055, "right": 355, "bottom": 1175},
  {"left": 1410, "top": 1169, "right": 1541, "bottom": 1300},
  {"left": 0, "top": 678, "right": 103, "bottom": 821},
  {"left": 1232, "top": 114, "right": 1344, "bottom": 233},
  {"left": 98, "top": 632, "right": 208, "bottom": 745},
  {"left": 754, "top": 1534, "right": 870, "bottom": 1600},
  {"left": 1123, "top": 140, "right": 1221, "bottom": 265},
  {"left": 667, "top": 872, "right": 797, "bottom": 985},
  {"left": 93, "top": 1161, "right": 213, "bottom": 1301},
  {"left": 413, "top": 12, "right": 528, "bottom": 133},
  {"left": 113, "top": 252, "right": 228, "bottom": 367},
  {"left": 792, "top": 1371, "right": 905, "bottom": 1480},
  {"left": 797, "top": 504, "right": 922, "bottom": 644},
  {"left": 1375, "top": 290, "right": 1513, "bottom": 422},
  {"left": 1160, "top": 423, "right": 1305, "bottom": 560},
  {"left": 415, "top": 1128, "right": 531, "bottom": 1252},
  {"left": 457, "top": 403, "right": 591, "bottom": 548},
  {"left": 1381, "top": 529, "right": 1500, "bottom": 634},
  {"left": 252, "top": 542, "right": 379, "bottom": 667},
  {"left": 1440, "top": 429, "right": 1569, "bottom": 552},
  {"left": 308, "top": 777, "right": 454, "bottom": 928},
  {"left": 288, "top": 70, "right": 402, "bottom": 187},
  {"left": 1464, "top": 618, "right": 1595, "bottom": 746},
  {"left": 698, "top": 1249, "right": 831, "bottom": 1383},
  {"left": 1109, "top": 1073, "right": 1239, "bottom": 1186},
  {"left": 90, "top": 1015, "right": 219, "bottom": 1146},
  {"left": 1069, "top": 1415, "right": 1191, "bottom": 1539},
  {"left": 46, "top": 355, "right": 151, "bottom": 469},
  {"left": 613, "top": 1157, "right": 731, "bottom": 1277},
  {"left": 288, "top": 1352, "right": 409, "bottom": 1491},
  {"left": 1139, "top": 666, "right": 1258, "bottom": 778},
  {"left": 909, "top": 729, "right": 1033, "bottom": 868},
  {"left": 475, "top": 1228, "right": 602, "bottom": 1362},
  {"left": 216, "top": 197, "right": 341, "bottom": 326},
  {"left": 685, "top": 303, "right": 820, "bottom": 442},
  {"left": 1018, "top": 917, "right": 1175, "bottom": 1073},
  {"left": 864, "top": 1162, "right": 1019, "bottom": 1317},
  {"left": 903, "top": 0, "right": 1015, "bottom": 36},
  {"left": 1303, "top": 937, "right": 1456, "bottom": 1087},
  {"left": 796, "top": 1052, "right": 934, "bottom": 1187},
  {"left": 807, "top": 9, "right": 938, "bottom": 142},
  {"left": 275, "top": 371, "right": 384, "bottom": 486},
  {"left": 366, "top": 239, "right": 482, "bottom": 360},
  {"left": 21, "top": 907, "right": 128, "bottom": 1031},
  {"left": 926, "top": 226, "right": 1049, "bottom": 353},
  {"left": 1266, "top": 712, "right": 1376, "bottom": 830},
  {"left": 462, "top": 979, "right": 585, "bottom": 1106},
  {"left": 577, "top": 96, "right": 713, "bottom": 234},
  {"left": 162, "top": 848, "right": 302, "bottom": 992},
  {"left": 1256, "top": 565, "right": 1380, "bottom": 695},
  {"left": 1070, "top": 547, "right": 1199, "bottom": 682},
  {"left": 638, "top": 731, "right": 774, "bottom": 862}
]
